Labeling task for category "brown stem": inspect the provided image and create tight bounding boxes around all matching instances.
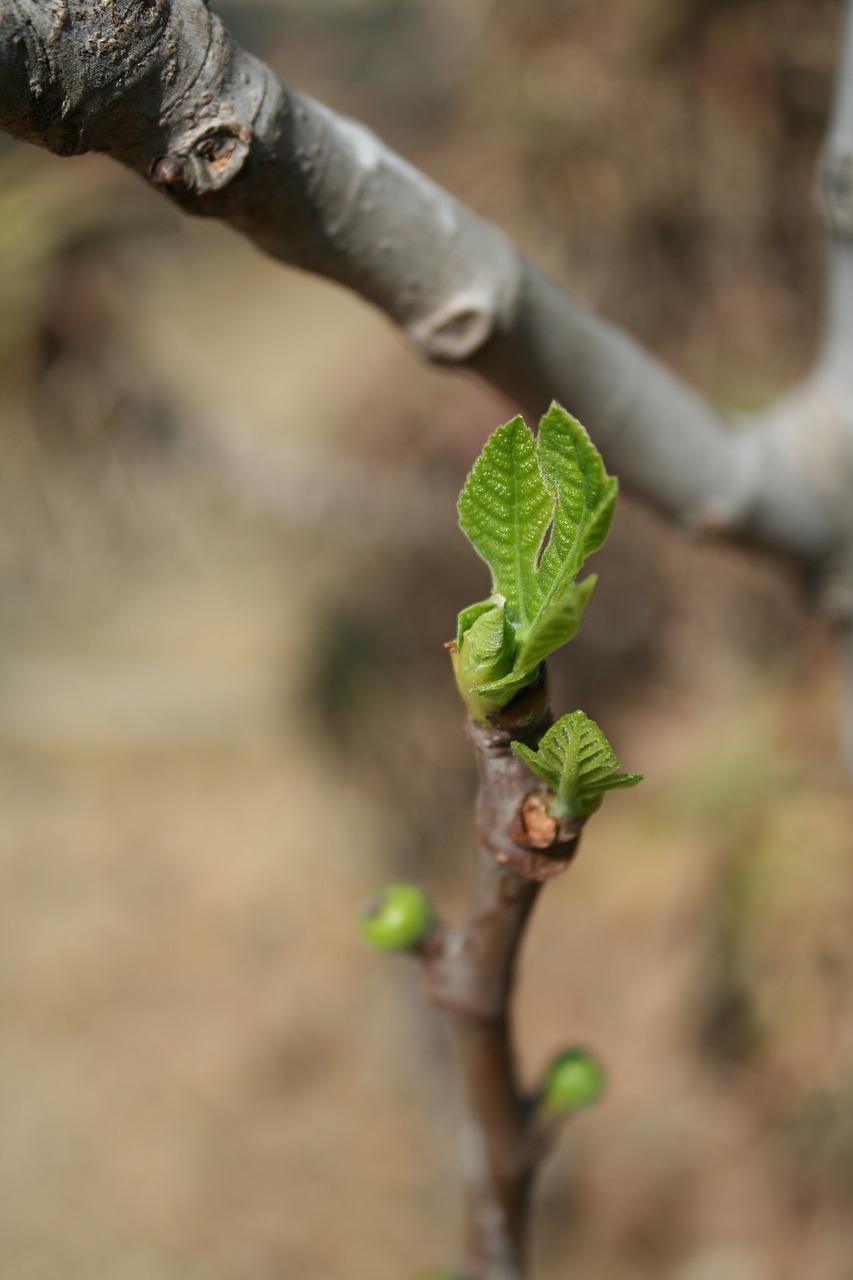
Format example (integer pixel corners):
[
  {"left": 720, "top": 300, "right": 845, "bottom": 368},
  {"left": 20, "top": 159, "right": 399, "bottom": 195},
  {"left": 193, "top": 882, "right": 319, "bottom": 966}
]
[
  {"left": 424, "top": 712, "right": 582, "bottom": 1280},
  {"left": 442, "top": 852, "right": 539, "bottom": 1280}
]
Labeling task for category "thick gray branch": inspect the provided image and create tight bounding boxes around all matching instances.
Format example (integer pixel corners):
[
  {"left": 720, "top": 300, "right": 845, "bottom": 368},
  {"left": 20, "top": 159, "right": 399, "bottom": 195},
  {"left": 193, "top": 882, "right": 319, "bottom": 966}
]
[
  {"left": 810, "top": 0, "right": 853, "bottom": 626},
  {"left": 0, "top": 0, "right": 846, "bottom": 568}
]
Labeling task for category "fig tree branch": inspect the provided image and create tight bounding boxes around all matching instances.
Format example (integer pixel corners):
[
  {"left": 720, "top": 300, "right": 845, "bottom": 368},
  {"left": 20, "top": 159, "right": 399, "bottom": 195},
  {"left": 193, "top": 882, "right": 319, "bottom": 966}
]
[
  {"left": 1, "top": 0, "right": 848, "bottom": 571},
  {"left": 423, "top": 711, "right": 583, "bottom": 1280}
]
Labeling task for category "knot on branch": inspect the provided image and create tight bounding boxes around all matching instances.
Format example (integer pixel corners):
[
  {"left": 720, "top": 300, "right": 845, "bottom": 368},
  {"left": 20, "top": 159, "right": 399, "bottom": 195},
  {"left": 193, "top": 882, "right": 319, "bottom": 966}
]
[
  {"left": 512, "top": 792, "right": 582, "bottom": 853},
  {"left": 151, "top": 119, "right": 253, "bottom": 198},
  {"left": 467, "top": 713, "right": 582, "bottom": 883},
  {"left": 491, "top": 799, "right": 581, "bottom": 881},
  {"left": 410, "top": 294, "right": 497, "bottom": 363}
]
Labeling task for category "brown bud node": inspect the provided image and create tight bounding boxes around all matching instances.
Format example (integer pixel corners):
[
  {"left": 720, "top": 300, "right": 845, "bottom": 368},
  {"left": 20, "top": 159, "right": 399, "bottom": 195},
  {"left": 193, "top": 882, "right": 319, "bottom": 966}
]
[{"left": 149, "top": 155, "right": 192, "bottom": 193}]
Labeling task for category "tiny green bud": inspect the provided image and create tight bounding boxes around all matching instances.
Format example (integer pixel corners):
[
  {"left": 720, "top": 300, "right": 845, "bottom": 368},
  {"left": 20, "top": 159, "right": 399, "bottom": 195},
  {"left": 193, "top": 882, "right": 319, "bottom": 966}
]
[
  {"left": 451, "top": 602, "right": 516, "bottom": 721},
  {"left": 541, "top": 1048, "right": 606, "bottom": 1115},
  {"left": 360, "top": 883, "right": 434, "bottom": 953}
]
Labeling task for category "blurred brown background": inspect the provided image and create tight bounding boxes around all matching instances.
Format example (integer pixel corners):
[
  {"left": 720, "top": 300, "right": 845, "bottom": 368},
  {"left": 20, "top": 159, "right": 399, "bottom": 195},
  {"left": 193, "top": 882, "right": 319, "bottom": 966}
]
[{"left": 2, "top": 1, "right": 853, "bottom": 1278}]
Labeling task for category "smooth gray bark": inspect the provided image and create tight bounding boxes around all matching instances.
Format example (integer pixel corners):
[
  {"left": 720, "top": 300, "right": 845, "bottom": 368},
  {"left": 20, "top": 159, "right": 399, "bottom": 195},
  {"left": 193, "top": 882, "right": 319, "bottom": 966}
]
[
  {"left": 813, "top": 0, "right": 853, "bottom": 623},
  {"left": 1, "top": 0, "right": 849, "bottom": 572}
]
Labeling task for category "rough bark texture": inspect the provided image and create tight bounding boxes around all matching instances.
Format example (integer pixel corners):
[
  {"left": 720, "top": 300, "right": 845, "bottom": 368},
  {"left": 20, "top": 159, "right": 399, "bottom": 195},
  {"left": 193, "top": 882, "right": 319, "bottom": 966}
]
[{"left": 2, "top": 0, "right": 850, "bottom": 575}]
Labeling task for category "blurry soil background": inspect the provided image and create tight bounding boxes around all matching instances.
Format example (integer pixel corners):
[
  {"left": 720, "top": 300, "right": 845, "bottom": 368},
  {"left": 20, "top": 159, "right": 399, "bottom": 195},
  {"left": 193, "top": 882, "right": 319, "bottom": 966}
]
[{"left": 2, "top": 1, "right": 853, "bottom": 1278}]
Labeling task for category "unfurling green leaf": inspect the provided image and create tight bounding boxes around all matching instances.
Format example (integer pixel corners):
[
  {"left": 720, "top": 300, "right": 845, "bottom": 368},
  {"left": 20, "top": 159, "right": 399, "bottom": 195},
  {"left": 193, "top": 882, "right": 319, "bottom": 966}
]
[
  {"left": 451, "top": 599, "right": 518, "bottom": 720},
  {"left": 511, "top": 711, "right": 642, "bottom": 818},
  {"left": 453, "top": 405, "right": 617, "bottom": 720},
  {"left": 466, "top": 604, "right": 513, "bottom": 674}
]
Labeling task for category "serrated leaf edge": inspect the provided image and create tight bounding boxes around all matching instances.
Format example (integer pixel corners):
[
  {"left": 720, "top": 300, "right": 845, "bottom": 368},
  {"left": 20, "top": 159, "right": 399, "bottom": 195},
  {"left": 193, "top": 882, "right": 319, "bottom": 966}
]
[{"left": 511, "top": 711, "right": 642, "bottom": 818}]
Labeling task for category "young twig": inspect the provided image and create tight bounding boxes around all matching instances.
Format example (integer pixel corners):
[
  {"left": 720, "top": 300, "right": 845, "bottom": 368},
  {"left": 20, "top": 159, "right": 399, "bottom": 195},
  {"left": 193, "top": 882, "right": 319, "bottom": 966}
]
[
  {"left": 359, "top": 408, "right": 640, "bottom": 1277},
  {"left": 421, "top": 707, "right": 583, "bottom": 1280}
]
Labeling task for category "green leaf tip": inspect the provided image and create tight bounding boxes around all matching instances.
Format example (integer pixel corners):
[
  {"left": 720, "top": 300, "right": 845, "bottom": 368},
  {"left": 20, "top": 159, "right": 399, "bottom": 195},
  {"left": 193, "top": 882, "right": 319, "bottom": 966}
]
[
  {"left": 453, "top": 405, "right": 616, "bottom": 721},
  {"left": 511, "top": 711, "right": 642, "bottom": 818}
]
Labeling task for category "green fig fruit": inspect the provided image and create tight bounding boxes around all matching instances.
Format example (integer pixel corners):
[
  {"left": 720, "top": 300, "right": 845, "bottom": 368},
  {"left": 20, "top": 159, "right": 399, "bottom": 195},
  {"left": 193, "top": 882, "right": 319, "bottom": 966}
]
[
  {"left": 541, "top": 1048, "right": 606, "bottom": 1115},
  {"left": 360, "top": 883, "right": 434, "bottom": 953}
]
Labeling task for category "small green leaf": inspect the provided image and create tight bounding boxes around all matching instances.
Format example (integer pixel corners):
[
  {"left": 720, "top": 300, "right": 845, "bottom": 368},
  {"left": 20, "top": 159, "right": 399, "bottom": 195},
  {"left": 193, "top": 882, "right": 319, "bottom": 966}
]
[
  {"left": 518, "top": 406, "right": 616, "bottom": 670},
  {"left": 511, "top": 711, "right": 642, "bottom": 818},
  {"left": 457, "top": 416, "right": 552, "bottom": 629},
  {"left": 466, "top": 604, "right": 512, "bottom": 669},
  {"left": 470, "top": 663, "right": 543, "bottom": 703},
  {"left": 536, "top": 402, "right": 617, "bottom": 565},
  {"left": 513, "top": 575, "right": 597, "bottom": 675},
  {"left": 455, "top": 406, "right": 618, "bottom": 715},
  {"left": 452, "top": 600, "right": 517, "bottom": 719},
  {"left": 455, "top": 598, "right": 497, "bottom": 650}
]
